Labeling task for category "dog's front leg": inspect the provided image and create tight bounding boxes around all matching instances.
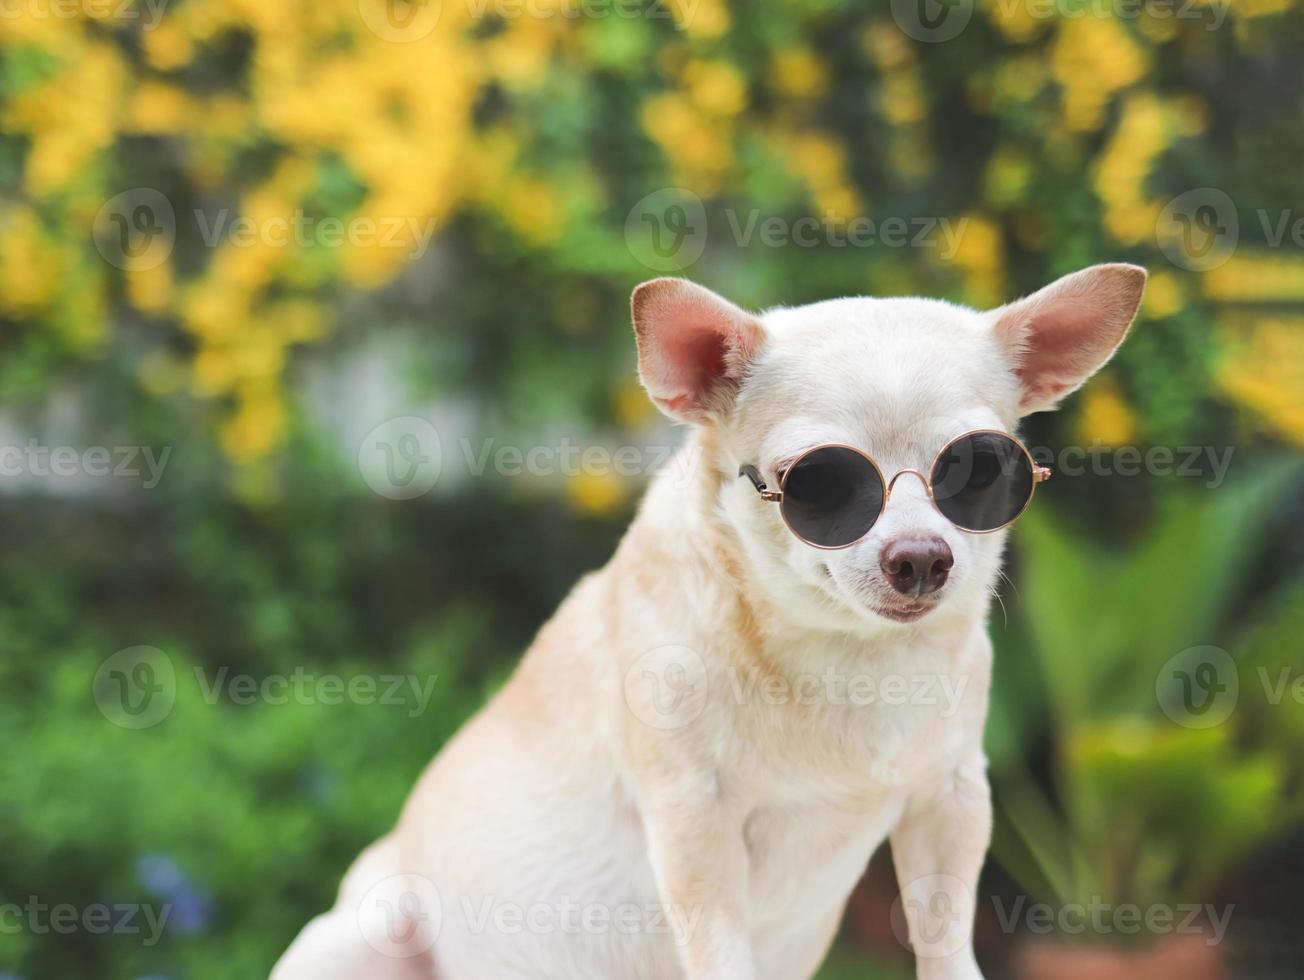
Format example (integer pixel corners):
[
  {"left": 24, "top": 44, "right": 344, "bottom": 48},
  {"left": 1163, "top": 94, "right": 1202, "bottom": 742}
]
[
  {"left": 639, "top": 774, "right": 755, "bottom": 980},
  {"left": 889, "top": 757, "right": 991, "bottom": 980}
]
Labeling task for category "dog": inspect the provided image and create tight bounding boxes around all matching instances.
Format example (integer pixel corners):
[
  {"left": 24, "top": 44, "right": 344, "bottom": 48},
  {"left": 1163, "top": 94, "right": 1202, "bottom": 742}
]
[{"left": 273, "top": 263, "right": 1146, "bottom": 980}]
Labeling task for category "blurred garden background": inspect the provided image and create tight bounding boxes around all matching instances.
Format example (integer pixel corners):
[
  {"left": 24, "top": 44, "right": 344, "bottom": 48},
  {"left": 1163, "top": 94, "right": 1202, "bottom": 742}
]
[{"left": 1, "top": 0, "right": 1303, "bottom": 977}]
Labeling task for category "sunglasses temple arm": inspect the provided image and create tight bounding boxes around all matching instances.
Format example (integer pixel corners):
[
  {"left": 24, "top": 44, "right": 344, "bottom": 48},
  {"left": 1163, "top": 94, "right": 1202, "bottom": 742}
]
[{"left": 739, "top": 464, "right": 783, "bottom": 502}]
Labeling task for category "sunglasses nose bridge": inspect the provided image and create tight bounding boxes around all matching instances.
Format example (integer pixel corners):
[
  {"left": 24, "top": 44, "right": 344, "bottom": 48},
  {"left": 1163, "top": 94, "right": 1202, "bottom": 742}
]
[{"left": 885, "top": 468, "right": 931, "bottom": 499}]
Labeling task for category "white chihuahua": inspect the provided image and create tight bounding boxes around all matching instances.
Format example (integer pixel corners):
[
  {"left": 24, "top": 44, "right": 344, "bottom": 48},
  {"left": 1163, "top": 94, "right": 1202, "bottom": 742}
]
[{"left": 274, "top": 263, "right": 1146, "bottom": 980}]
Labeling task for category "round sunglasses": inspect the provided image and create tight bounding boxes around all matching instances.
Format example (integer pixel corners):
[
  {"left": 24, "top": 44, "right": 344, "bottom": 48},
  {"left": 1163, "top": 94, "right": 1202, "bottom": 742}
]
[{"left": 739, "top": 429, "right": 1052, "bottom": 550}]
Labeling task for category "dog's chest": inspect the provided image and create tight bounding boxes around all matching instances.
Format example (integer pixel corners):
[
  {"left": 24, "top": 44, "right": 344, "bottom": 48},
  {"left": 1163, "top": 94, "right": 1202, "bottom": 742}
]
[
  {"left": 729, "top": 640, "right": 970, "bottom": 797},
  {"left": 719, "top": 639, "right": 976, "bottom": 923}
]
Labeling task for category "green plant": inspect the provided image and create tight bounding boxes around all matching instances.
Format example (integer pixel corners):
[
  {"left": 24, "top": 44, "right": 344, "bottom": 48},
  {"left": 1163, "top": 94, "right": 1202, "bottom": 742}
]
[{"left": 989, "top": 461, "right": 1304, "bottom": 916}]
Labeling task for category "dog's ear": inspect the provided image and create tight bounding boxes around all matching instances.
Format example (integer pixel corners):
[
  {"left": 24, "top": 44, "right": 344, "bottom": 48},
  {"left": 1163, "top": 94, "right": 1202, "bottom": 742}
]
[
  {"left": 631, "top": 278, "right": 766, "bottom": 423},
  {"left": 989, "top": 263, "right": 1147, "bottom": 416}
]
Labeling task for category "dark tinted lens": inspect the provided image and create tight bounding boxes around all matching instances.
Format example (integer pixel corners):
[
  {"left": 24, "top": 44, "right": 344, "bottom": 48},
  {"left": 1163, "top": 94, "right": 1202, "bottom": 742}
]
[
  {"left": 930, "top": 432, "right": 1034, "bottom": 531},
  {"left": 780, "top": 447, "right": 884, "bottom": 548}
]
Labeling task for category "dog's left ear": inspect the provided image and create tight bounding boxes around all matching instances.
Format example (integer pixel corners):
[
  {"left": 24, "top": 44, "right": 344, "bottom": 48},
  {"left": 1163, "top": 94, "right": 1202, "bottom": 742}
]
[
  {"left": 989, "top": 263, "right": 1147, "bottom": 416},
  {"left": 631, "top": 278, "right": 766, "bottom": 423}
]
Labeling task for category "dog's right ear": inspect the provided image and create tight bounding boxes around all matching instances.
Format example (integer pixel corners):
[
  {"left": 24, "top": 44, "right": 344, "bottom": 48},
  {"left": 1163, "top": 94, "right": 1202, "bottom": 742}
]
[
  {"left": 988, "top": 263, "right": 1147, "bottom": 416},
  {"left": 631, "top": 278, "right": 766, "bottom": 424}
]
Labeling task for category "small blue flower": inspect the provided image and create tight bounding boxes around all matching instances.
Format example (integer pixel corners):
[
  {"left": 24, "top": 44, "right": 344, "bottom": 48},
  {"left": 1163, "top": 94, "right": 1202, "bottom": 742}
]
[{"left": 136, "top": 853, "right": 214, "bottom": 935}]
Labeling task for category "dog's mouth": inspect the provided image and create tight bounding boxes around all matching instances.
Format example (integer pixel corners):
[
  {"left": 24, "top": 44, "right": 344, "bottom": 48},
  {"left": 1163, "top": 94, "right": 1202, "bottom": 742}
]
[{"left": 871, "top": 596, "right": 941, "bottom": 623}]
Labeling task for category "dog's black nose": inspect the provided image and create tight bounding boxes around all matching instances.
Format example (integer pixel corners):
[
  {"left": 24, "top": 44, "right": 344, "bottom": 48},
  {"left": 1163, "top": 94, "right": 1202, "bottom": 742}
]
[{"left": 880, "top": 536, "right": 953, "bottom": 596}]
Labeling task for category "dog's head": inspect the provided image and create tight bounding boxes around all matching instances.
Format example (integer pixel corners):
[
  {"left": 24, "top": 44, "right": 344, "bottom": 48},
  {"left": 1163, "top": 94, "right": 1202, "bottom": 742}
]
[{"left": 631, "top": 265, "right": 1146, "bottom": 634}]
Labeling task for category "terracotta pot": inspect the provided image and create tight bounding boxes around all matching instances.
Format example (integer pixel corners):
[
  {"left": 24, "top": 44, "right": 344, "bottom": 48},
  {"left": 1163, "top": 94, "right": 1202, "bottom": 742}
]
[{"left": 1013, "top": 933, "right": 1226, "bottom": 980}]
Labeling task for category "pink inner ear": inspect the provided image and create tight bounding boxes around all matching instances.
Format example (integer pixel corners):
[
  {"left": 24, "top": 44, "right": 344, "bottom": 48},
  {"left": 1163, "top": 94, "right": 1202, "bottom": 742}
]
[
  {"left": 660, "top": 318, "right": 728, "bottom": 407},
  {"left": 994, "top": 264, "right": 1147, "bottom": 414},
  {"left": 632, "top": 278, "right": 764, "bottom": 421},
  {"left": 1013, "top": 307, "right": 1111, "bottom": 407}
]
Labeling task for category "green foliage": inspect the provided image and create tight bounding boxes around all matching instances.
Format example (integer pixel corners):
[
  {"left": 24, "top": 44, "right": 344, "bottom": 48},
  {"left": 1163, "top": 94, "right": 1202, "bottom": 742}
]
[{"left": 989, "top": 461, "right": 1304, "bottom": 917}]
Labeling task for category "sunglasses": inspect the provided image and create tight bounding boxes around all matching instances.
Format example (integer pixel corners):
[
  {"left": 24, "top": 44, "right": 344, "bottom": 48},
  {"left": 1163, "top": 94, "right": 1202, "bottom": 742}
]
[{"left": 739, "top": 429, "right": 1052, "bottom": 550}]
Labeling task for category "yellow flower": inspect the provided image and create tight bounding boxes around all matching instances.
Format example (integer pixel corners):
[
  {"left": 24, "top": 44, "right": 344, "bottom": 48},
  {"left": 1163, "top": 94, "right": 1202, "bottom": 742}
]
[
  {"left": 1091, "top": 93, "right": 1171, "bottom": 245},
  {"left": 1142, "top": 270, "right": 1184, "bottom": 319},
  {"left": 863, "top": 22, "right": 916, "bottom": 71},
  {"left": 986, "top": 0, "right": 1049, "bottom": 43},
  {"left": 1202, "top": 253, "right": 1304, "bottom": 303},
  {"left": 771, "top": 48, "right": 828, "bottom": 99},
  {"left": 125, "top": 261, "right": 174, "bottom": 315},
  {"left": 1216, "top": 315, "right": 1304, "bottom": 445},
  {"left": 126, "top": 82, "right": 194, "bottom": 134},
  {"left": 567, "top": 470, "right": 630, "bottom": 517},
  {"left": 641, "top": 92, "right": 733, "bottom": 192},
  {"left": 8, "top": 39, "right": 127, "bottom": 195},
  {"left": 946, "top": 213, "right": 1005, "bottom": 307},
  {"left": 1075, "top": 376, "right": 1138, "bottom": 447},
  {"left": 670, "top": 0, "right": 730, "bottom": 38},
  {"left": 683, "top": 60, "right": 748, "bottom": 118},
  {"left": 614, "top": 378, "right": 658, "bottom": 428},
  {"left": 1052, "top": 16, "right": 1149, "bottom": 133},
  {"left": 220, "top": 382, "right": 288, "bottom": 463},
  {"left": 0, "top": 206, "right": 62, "bottom": 317},
  {"left": 500, "top": 174, "right": 562, "bottom": 246},
  {"left": 880, "top": 69, "right": 927, "bottom": 126},
  {"left": 142, "top": 18, "right": 195, "bottom": 71}
]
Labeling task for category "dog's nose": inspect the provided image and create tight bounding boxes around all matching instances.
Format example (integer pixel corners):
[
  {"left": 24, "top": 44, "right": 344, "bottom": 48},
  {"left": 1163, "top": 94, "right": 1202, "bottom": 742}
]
[{"left": 880, "top": 536, "right": 953, "bottom": 597}]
